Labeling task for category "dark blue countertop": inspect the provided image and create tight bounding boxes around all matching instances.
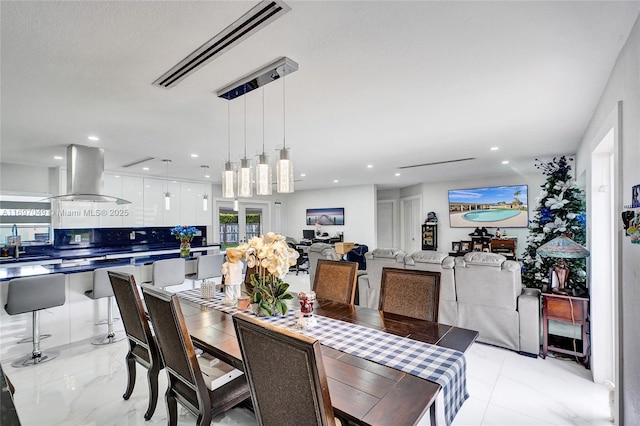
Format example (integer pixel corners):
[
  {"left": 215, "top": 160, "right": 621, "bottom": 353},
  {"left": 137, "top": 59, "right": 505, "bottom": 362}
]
[{"left": 0, "top": 245, "right": 220, "bottom": 282}]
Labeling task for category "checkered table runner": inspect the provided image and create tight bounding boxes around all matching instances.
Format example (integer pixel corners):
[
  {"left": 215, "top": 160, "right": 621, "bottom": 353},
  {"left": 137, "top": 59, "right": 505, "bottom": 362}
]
[{"left": 178, "top": 289, "right": 468, "bottom": 425}]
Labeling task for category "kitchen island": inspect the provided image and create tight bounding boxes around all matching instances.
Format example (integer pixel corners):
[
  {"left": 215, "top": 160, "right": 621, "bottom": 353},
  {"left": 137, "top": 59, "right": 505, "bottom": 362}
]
[{"left": 0, "top": 244, "right": 220, "bottom": 361}]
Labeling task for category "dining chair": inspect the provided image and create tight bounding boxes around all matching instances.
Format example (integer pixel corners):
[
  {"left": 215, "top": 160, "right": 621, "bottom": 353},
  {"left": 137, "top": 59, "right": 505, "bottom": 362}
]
[
  {"left": 313, "top": 259, "right": 358, "bottom": 305},
  {"left": 379, "top": 267, "right": 441, "bottom": 322},
  {"left": 141, "top": 284, "right": 251, "bottom": 426},
  {"left": 107, "top": 271, "right": 163, "bottom": 420},
  {"left": 232, "top": 313, "right": 339, "bottom": 426}
]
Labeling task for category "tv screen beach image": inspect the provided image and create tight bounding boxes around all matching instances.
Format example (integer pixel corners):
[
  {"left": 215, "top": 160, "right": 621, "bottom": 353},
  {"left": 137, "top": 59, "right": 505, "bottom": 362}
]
[{"left": 448, "top": 185, "right": 528, "bottom": 228}]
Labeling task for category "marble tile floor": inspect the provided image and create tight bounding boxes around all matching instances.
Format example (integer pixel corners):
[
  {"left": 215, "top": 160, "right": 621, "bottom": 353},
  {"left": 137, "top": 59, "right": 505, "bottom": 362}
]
[{"left": 2, "top": 273, "right": 611, "bottom": 426}]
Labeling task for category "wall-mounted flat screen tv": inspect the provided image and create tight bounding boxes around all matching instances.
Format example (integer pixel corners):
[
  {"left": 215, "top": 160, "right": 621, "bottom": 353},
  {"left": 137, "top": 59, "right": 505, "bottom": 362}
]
[
  {"left": 306, "top": 208, "right": 344, "bottom": 226},
  {"left": 448, "top": 184, "right": 529, "bottom": 228}
]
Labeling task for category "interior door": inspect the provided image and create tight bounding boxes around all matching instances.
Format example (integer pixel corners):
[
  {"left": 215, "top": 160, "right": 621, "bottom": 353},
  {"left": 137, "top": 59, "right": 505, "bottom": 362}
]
[
  {"left": 377, "top": 200, "right": 394, "bottom": 248},
  {"left": 400, "top": 196, "right": 422, "bottom": 254}
]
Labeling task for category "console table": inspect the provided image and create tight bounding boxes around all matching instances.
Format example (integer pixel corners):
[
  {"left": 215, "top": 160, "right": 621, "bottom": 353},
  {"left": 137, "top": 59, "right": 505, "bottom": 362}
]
[
  {"left": 489, "top": 238, "right": 517, "bottom": 260},
  {"left": 542, "top": 292, "right": 590, "bottom": 367}
]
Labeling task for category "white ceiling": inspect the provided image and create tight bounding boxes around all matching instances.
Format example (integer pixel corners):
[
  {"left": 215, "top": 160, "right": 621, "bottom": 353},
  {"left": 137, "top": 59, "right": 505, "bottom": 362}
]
[{"left": 1, "top": 1, "right": 639, "bottom": 191}]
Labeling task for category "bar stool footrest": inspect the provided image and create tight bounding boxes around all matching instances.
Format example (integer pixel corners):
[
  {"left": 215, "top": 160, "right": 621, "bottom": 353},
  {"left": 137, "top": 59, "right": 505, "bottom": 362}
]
[
  {"left": 91, "top": 333, "right": 125, "bottom": 345},
  {"left": 17, "top": 334, "right": 51, "bottom": 344},
  {"left": 11, "top": 350, "right": 60, "bottom": 368}
]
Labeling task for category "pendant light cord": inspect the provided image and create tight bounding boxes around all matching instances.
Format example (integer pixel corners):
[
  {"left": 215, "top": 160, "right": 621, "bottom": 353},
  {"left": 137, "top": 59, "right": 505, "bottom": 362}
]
[
  {"left": 282, "top": 67, "right": 286, "bottom": 149},
  {"left": 262, "top": 87, "right": 266, "bottom": 154},
  {"left": 227, "top": 101, "right": 231, "bottom": 162},
  {"left": 243, "top": 85, "right": 247, "bottom": 158}
]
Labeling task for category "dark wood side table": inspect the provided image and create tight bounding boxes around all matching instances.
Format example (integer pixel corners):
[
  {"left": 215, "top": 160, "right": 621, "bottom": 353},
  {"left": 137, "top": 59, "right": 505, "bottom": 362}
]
[{"left": 541, "top": 292, "right": 590, "bottom": 367}]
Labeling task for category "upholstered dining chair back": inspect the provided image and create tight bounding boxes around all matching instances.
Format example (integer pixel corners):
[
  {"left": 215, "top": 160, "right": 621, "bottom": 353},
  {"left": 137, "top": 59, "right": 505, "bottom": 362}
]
[
  {"left": 379, "top": 268, "right": 441, "bottom": 322},
  {"left": 307, "top": 243, "right": 341, "bottom": 285},
  {"left": 141, "top": 285, "right": 250, "bottom": 425},
  {"left": 313, "top": 259, "right": 359, "bottom": 305},
  {"left": 107, "top": 271, "right": 162, "bottom": 420},
  {"left": 233, "top": 313, "right": 337, "bottom": 426}
]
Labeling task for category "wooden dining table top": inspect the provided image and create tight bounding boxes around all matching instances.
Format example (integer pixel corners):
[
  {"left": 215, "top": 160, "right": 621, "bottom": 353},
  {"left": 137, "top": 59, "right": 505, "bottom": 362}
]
[{"left": 179, "top": 297, "right": 479, "bottom": 426}]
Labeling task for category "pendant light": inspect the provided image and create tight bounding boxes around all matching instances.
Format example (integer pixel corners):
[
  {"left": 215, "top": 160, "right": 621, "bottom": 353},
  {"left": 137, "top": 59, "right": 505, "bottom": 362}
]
[
  {"left": 162, "top": 159, "right": 172, "bottom": 210},
  {"left": 277, "top": 67, "right": 294, "bottom": 193},
  {"left": 221, "top": 101, "right": 236, "bottom": 198},
  {"left": 237, "top": 86, "right": 253, "bottom": 197},
  {"left": 256, "top": 87, "right": 272, "bottom": 195}
]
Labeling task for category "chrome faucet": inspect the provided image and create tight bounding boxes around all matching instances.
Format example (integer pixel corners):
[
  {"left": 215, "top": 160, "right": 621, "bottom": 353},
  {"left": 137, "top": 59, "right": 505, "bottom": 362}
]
[{"left": 11, "top": 224, "right": 22, "bottom": 259}]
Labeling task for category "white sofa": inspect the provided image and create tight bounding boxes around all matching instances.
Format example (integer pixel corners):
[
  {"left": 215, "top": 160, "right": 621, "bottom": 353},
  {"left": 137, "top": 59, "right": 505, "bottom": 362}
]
[
  {"left": 357, "top": 249, "right": 541, "bottom": 356},
  {"left": 454, "top": 252, "right": 540, "bottom": 355}
]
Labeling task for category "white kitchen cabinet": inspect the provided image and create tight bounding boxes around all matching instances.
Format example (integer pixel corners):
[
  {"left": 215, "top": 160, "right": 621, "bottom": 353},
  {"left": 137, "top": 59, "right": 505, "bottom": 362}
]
[
  {"left": 100, "top": 174, "right": 124, "bottom": 227},
  {"left": 143, "top": 178, "right": 164, "bottom": 226},
  {"left": 180, "top": 181, "right": 198, "bottom": 226},
  {"left": 122, "top": 176, "right": 144, "bottom": 227}
]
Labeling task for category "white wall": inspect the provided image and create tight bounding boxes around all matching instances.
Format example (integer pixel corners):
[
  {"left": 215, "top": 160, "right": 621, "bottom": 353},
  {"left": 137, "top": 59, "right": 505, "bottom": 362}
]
[
  {"left": 0, "top": 163, "right": 52, "bottom": 195},
  {"left": 379, "top": 173, "right": 545, "bottom": 257},
  {"left": 280, "top": 185, "right": 376, "bottom": 248},
  {"left": 575, "top": 13, "right": 640, "bottom": 423}
]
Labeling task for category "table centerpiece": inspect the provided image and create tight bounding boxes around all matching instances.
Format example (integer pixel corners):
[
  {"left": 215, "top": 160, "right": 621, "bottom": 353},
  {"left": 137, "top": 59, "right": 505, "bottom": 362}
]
[
  {"left": 236, "top": 232, "right": 299, "bottom": 316},
  {"left": 170, "top": 225, "right": 198, "bottom": 258}
]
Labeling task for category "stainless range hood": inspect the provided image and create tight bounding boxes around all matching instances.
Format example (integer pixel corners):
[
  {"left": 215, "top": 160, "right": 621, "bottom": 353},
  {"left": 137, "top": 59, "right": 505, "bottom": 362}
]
[{"left": 49, "top": 145, "right": 131, "bottom": 205}]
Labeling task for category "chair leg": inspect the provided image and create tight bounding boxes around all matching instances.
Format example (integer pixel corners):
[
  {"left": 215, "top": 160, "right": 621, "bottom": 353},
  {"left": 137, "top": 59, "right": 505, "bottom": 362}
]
[
  {"left": 196, "top": 407, "right": 212, "bottom": 426},
  {"left": 92, "top": 296, "right": 125, "bottom": 345},
  {"left": 144, "top": 364, "right": 160, "bottom": 420},
  {"left": 122, "top": 351, "right": 136, "bottom": 400},
  {"left": 11, "top": 311, "right": 60, "bottom": 368},
  {"left": 166, "top": 389, "right": 178, "bottom": 426}
]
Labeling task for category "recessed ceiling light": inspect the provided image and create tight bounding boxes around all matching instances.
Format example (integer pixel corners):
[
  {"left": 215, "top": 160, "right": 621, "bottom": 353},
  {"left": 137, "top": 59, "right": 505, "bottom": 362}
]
[
  {"left": 191, "top": 153, "right": 199, "bottom": 158},
  {"left": 204, "top": 174, "right": 210, "bottom": 178},
  {"left": 300, "top": 173, "right": 306, "bottom": 177},
  {"left": 88, "top": 135, "right": 100, "bottom": 141},
  {"left": 395, "top": 172, "right": 401, "bottom": 177},
  {"left": 143, "top": 167, "right": 150, "bottom": 171},
  {"left": 501, "top": 160, "right": 510, "bottom": 165},
  {"left": 172, "top": 180, "right": 177, "bottom": 183},
  {"left": 490, "top": 147, "right": 499, "bottom": 151},
  {"left": 114, "top": 175, "right": 121, "bottom": 178},
  {"left": 333, "top": 179, "right": 339, "bottom": 183},
  {"left": 367, "top": 164, "right": 373, "bottom": 168},
  {"left": 53, "top": 155, "right": 64, "bottom": 160}
]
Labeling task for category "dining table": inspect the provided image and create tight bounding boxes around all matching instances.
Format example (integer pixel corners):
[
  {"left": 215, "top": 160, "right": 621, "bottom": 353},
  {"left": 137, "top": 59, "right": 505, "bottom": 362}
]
[{"left": 177, "top": 289, "right": 479, "bottom": 426}]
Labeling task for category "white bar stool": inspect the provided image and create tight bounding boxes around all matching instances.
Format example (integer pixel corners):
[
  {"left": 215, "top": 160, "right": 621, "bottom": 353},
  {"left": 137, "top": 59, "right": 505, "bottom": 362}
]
[
  {"left": 150, "top": 258, "right": 186, "bottom": 289},
  {"left": 85, "top": 265, "right": 135, "bottom": 345},
  {"left": 186, "top": 254, "right": 224, "bottom": 286},
  {"left": 4, "top": 274, "right": 66, "bottom": 367}
]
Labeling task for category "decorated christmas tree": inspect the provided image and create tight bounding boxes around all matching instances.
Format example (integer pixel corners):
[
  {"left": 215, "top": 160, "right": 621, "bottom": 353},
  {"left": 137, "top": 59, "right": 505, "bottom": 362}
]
[{"left": 521, "top": 156, "right": 587, "bottom": 289}]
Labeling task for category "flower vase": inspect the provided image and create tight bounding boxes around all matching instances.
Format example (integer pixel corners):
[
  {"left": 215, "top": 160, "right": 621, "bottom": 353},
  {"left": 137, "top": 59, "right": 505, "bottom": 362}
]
[{"left": 180, "top": 242, "right": 191, "bottom": 258}]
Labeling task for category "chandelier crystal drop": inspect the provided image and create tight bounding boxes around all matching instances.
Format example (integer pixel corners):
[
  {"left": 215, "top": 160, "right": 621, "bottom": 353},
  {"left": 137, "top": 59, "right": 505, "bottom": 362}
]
[
  {"left": 222, "top": 102, "right": 236, "bottom": 198},
  {"left": 276, "top": 67, "right": 294, "bottom": 193},
  {"left": 237, "top": 87, "right": 253, "bottom": 198},
  {"left": 256, "top": 87, "right": 272, "bottom": 195}
]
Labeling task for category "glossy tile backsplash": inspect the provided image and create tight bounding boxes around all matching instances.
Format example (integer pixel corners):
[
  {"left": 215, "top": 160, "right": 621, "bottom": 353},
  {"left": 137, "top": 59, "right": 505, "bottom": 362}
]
[{"left": 53, "top": 226, "right": 207, "bottom": 251}]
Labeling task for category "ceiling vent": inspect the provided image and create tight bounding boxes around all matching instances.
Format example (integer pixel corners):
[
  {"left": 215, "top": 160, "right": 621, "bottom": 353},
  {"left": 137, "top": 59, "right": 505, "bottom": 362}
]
[
  {"left": 152, "top": 0, "right": 290, "bottom": 89},
  {"left": 399, "top": 157, "right": 475, "bottom": 169},
  {"left": 216, "top": 56, "right": 298, "bottom": 100},
  {"left": 121, "top": 156, "right": 155, "bottom": 168}
]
